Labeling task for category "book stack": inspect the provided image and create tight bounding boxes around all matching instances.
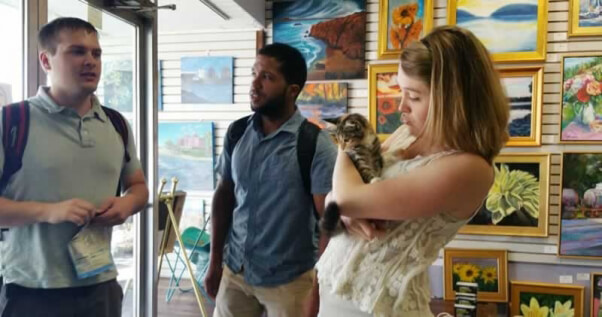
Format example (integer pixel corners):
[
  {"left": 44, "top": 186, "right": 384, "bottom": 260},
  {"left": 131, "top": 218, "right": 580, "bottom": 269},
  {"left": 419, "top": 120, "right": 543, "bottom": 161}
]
[{"left": 454, "top": 281, "right": 478, "bottom": 317}]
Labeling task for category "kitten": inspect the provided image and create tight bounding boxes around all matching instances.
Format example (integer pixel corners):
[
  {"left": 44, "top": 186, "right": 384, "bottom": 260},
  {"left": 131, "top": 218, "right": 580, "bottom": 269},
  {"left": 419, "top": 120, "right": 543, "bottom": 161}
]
[{"left": 321, "top": 113, "right": 386, "bottom": 236}]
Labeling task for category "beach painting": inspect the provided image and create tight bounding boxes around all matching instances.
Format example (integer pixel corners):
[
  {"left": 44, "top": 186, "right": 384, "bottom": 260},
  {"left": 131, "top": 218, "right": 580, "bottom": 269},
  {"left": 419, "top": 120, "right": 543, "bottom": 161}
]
[
  {"left": 180, "top": 56, "right": 233, "bottom": 104},
  {"left": 158, "top": 122, "right": 215, "bottom": 192},
  {"left": 297, "top": 83, "right": 348, "bottom": 128},
  {"left": 273, "top": 0, "right": 367, "bottom": 80}
]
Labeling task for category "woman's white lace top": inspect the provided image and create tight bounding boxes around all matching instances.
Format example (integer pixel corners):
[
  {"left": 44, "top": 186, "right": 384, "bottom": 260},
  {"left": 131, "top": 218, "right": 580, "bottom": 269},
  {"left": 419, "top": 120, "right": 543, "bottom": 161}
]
[{"left": 316, "top": 150, "right": 472, "bottom": 317}]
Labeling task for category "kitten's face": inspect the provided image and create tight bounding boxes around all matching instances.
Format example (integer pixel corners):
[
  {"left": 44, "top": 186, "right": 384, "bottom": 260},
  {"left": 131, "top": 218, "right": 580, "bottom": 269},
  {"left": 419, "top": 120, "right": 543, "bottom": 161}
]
[{"left": 334, "top": 113, "right": 376, "bottom": 149}]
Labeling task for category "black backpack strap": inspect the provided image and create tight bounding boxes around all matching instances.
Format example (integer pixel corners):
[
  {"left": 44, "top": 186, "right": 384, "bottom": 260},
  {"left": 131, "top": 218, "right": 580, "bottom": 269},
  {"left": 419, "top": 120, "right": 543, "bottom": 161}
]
[
  {"left": 297, "top": 119, "right": 321, "bottom": 218},
  {"left": 101, "top": 106, "right": 130, "bottom": 163},
  {"left": 225, "top": 115, "right": 251, "bottom": 157},
  {"left": 0, "top": 101, "right": 30, "bottom": 195}
]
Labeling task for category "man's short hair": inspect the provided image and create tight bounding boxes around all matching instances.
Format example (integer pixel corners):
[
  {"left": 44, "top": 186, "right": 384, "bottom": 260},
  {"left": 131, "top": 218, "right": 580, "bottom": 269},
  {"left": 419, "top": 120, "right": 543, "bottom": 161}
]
[
  {"left": 258, "top": 43, "right": 307, "bottom": 91},
  {"left": 38, "top": 17, "right": 98, "bottom": 55}
]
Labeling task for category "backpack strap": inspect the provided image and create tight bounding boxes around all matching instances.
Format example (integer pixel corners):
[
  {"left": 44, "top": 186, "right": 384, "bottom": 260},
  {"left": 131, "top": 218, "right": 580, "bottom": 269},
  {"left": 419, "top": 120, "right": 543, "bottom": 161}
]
[
  {"left": 225, "top": 115, "right": 251, "bottom": 158},
  {"left": 101, "top": 106, "right": 130, "bottom": 163},
  {"left": 297, "top": 119, "right": 321, "bottom": 219},
  {"left": 0, "top": 101, "right": 30, "bottom": 195}
]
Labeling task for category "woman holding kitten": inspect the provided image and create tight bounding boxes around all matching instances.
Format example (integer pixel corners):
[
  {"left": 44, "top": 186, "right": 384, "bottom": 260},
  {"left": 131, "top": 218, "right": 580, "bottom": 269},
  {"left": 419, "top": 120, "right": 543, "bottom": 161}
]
[{"left": 316, "top": 26, "right": 510, "bottom": 317}]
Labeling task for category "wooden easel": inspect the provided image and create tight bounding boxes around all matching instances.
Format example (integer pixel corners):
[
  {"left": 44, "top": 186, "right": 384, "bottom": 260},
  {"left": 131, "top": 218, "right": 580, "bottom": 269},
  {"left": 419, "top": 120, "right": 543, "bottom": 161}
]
[{"left": 157, "top": 177, "right": 208, "bottom": 317}]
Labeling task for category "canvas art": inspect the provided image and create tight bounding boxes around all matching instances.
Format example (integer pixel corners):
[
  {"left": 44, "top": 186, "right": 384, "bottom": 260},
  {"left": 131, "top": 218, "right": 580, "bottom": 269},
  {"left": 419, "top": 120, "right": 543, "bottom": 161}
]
[
  {"left": 273, "top": 0, "right": 367, "bottom": 80},
  {"left": 0, "top": 83, "right": 11, "bottom": 105},
  {"left": 569, "top": 0, "right": 602, "bottom": 36},
  {"left": 297, "top": 83, "right": 348, "bottom": 128},
  {"left": 500, "top": 66, "right": 543, "bottom": 146},
  {"left": 511, "top": 281, "right": 584, "bottom": 317},
  {"left": 103, "top": 59, "right": 133, "bottom": 113},
  {"left": 180, "top": 56, "right": 233, "bottom": 104},
  {"left": 444, "top": 249, "right": 508, "bottom": 302},
  {"left": 560, "top": 55, "right": 602, "bottom": 142},
  {"left": 592, "top": 273, "right": 602, "bottom": 316},
  {"left": 460, "top": 153, "right": 549, "bottom": 237},
  {"left": 378, "top": 0, "right": 433, "bottom": 59},
  {"left": 448, "top": 0, "right": 547, "bottom": 62},
  {"left": 158, "top": 122, "right": 215, "bottom": 192},
  {"left": 560, "top": 152, "right": 602, "bottom": 258},
  {"left": 369, "top": 64, "right": 403, "bottom": 140}
]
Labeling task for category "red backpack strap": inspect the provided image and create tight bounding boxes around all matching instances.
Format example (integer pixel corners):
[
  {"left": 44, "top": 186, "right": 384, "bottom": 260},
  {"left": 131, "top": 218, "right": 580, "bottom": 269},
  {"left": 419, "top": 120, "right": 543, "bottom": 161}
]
[{"left": 0, "top": 101, "right": 30, "bottom": 195}]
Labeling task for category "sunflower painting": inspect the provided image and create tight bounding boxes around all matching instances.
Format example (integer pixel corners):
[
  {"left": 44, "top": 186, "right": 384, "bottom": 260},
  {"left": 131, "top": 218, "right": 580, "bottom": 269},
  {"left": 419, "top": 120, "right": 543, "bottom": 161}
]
[
  {"left": 378, "top": 0, "right": 433, "bottom": 59},
  {"left": 511, "top": 282, "right": 583, "bottom": 317},
  {"left": 369, "top": 64, "right": 403, "bottom": 141},
  {"left": 444, "top": 249, "right": 508, "bottom": 302}
]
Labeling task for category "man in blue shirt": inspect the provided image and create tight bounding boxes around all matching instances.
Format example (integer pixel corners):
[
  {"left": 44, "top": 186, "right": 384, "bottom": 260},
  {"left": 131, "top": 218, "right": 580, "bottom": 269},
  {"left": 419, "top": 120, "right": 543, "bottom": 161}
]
[{"left": 204, "top": 43, "right": 336, "bottom": 317}]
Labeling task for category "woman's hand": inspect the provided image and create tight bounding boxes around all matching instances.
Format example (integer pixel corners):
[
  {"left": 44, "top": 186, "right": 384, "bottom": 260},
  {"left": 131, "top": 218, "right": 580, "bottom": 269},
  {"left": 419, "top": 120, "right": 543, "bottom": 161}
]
[{"left": 341, "top": 216, "right": 387, "bottom": 241}]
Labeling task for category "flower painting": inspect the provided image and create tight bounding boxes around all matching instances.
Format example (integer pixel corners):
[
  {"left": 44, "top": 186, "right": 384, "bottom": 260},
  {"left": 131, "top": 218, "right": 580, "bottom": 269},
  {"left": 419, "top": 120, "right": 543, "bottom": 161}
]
[
  {"left": 369, "top": 64, "right": 403, "bottom": 140},
  {"left": 444, "top": 249, "right": 508, "bottom": 302},
  {"left": 297, "top": 83, "right": 348, "bottom": 128},
  {"left": 378, "top": 0, "right": 433, "bottom": 59},
  {"left": 273, "top": 0, "right": 366, "bottom": 80},
  {"left": 560, "top": 55, "right": 602, "bottom": 142},
  {"left": 560, "top": 152, "right": 602, "bottom": 257},
  {"left": 511, "top": 282, "right": 583, "bottom": 317}
]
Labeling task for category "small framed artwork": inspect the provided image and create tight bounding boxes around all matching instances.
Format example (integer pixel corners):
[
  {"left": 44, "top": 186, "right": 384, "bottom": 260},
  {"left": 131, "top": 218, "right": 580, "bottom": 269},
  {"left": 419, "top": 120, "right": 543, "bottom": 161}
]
[
  {"left": 447, "top": 0, "right": 548, "bottom": 62},
  {"left": 560, "top": 54, "right": 602, "bottom": 143},
  {"left": 377, "top": 0, "right": 434, "bottom": 59},
  {"left": 459, "top": 153, "right": 549, "bottom": 237},
  {"left": 368, "top": 63, "right": 403, "bottom": 141},
  {"left": 592, "top": 273, "right": 602, "bottom": 316},
  {"left": 180, "top": 56, "right": 233, "bottom": 104},
  {"left": 510, "top": 281, "right": 584, "bottom": 317},
  {"left": 569, "top": 0, "right": 602, "bottom": 37},
  {"left": 500, "top": 66, "right": 543, "bottom": 146},
  {"left": 443, "top": 248, "right": 508, "bottom": 302},
  {"left": 559, "top": 152, "right": 602, "bottom": 258},
  {"left": 297, "top": 82, "right": 348, "bottom": 128}
]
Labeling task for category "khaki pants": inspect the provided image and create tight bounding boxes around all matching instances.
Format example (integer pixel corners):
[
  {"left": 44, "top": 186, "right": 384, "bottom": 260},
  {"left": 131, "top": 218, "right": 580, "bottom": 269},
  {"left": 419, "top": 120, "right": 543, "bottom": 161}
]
[{"left": 214, "top": 267, "right": 315, "bottom": 317}]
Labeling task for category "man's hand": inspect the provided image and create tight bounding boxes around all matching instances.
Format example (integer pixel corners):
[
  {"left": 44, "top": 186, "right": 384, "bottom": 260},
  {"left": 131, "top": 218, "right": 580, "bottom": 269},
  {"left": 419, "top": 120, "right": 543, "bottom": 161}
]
[
  {"left": 90, "top": 196, "right": 135, "bottom": 226},
  {"left": 43, "top": 199, "right": 96, "bottom": 226},
  {"left": 203, "top": 262, "right": 223, "bottom": 299},
  {"left": 341, "top": 215, "right": 386, "bottom": 241}
]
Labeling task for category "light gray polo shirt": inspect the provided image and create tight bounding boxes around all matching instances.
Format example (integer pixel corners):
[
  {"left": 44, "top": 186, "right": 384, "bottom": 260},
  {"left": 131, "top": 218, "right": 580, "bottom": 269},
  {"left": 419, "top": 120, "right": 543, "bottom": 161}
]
[{"left": 0, "top": 87, "right": 141, "bottom": 288}]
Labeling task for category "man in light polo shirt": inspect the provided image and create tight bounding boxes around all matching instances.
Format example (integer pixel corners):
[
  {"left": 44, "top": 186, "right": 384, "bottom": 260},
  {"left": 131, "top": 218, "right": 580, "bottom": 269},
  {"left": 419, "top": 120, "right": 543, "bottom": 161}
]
[
  {"left": 204, "top": 43, "right": 337, "bottom": 317},
  {"left": 0, "top": 17, "right": 148, "bottom": 316}
]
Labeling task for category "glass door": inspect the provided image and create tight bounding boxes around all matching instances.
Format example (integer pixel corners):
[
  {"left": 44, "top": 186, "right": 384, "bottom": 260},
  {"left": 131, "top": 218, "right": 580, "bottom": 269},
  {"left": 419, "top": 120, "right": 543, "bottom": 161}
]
[{"left": 0, "top": 0, "right": 23, "bottom": 103}]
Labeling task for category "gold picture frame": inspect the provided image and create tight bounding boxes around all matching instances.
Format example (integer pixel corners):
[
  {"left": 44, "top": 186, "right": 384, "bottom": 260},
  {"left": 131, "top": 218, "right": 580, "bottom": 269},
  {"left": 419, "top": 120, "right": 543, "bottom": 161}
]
[
  {"left": 377, "top": 0, "right": 434, "bottom": 60},
  {"left": 443, "top": 248, "right": 508, "bottom": 302},
  {"left": 568, "top": 0, "right": 602, "bottom": 37},
  {"left": 510, "top": 281, "right": 584, "bottom": 317},
  {"left": 447, "top": 0, "right": 548, "bottom": 62},
  {"left": 500, "top": 66, "right": 543, "bottom": 147},
  {"left": 368, "top": 63, "right": 402, "bottom": 141},
  {"left": 459, "top": 153, "right": 549, "bottom": 237},
  {"left": 591, "top": 272, "right": 602, "bottom": 316}
]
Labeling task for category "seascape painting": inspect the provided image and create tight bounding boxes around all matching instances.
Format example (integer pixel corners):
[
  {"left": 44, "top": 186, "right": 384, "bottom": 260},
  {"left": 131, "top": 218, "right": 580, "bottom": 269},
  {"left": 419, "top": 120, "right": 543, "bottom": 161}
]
[
  {"left": 297, "top": 83, "right": 348, "bottom": 128},
  {"left": 560, "top": 152, "right": 602, "bottom": 257},
  {"left": 375, "top": 72, "right": 403, "bottom": 134},
  {"left": 273, "top": 0, "right": 367, "bottom": 80},
  {"left": 454, "top": 0, "right": 540, "bottom": 54},
  {"left": 578, "top": 0, "right": 602, "bottom": 27},
  {"left": 180, "top": 56, "right": 233, "bottom": 104},
  {"left": 560, "top": 55, "right": 602, "bottom": 142},
  {"left": 503, "top": 76, "right": 533, "bottom": 137},
  {"left": 158, "top": 122, "right": 215, "bottom": 192}
]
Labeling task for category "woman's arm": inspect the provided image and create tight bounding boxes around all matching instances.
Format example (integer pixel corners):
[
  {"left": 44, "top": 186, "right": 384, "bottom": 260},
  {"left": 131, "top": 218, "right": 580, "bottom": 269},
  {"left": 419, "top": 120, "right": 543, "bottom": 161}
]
[{"left": 333, "top": 149, "right": 493, "bottom": 221}]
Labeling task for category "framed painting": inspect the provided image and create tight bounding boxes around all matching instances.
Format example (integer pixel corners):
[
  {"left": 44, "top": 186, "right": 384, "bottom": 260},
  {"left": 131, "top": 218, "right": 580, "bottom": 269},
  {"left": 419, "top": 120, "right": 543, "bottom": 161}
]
[
  {"left": 158, "top": 122, "right": 215, "bottom": 192},
  {"left": 569, "top": 0, "right": 602, "bottom": 36},
  {"left": 377, "top": 0, "right": 434, "bottom": 59},
  {"left": 500, "top": 66, "right": 543, "bottom": 146},
  {"left": 560, "top": 54, "right": 602, "bottom": 143},
  {"left": 459, "top": 153, "right": 549, "bottom": 237},
  {"left": 297, "top": 82, "right": 348, "bottom": 128},
  {"left": 368, "top": 63, "right": 403, "bottom": 141},
  {"left": 592, "top": 273, "right": 602, "bottom": 317},
  {"left": 559, "top": 152, "right": 602, "bottom": 258},
  {"left": 180, "top": 56, "right": 233, "bottom": 104},
  {"left": 443, "top": 248, "right": 508, "bottom": 302},
  {"left": 273, "top": 0, "right": 366, "bottom": 80},
  {"left": 510, "top": 281, "right": 584, "bottom": 317},
  {"left": 447, "top": 0, "right": 548, "bottom": 62}
]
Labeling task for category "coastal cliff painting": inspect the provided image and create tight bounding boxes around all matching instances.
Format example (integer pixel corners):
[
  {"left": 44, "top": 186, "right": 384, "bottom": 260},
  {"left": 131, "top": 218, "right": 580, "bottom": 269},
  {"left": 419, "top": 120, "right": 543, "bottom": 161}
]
[
  {"left": 158, "top": 122, "right": 215, "bottom": 192},
  {"left": 273, "top": 0, "right": 367, "bottom": 80}
]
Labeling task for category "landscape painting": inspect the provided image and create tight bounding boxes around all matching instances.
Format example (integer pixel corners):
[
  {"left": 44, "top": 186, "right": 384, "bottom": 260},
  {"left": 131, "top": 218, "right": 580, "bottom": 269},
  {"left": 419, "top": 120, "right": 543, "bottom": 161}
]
[
  {"left": 180, "top": 56, "right": 233, "bottom": 104},
  {"left": 511, "top": 282, "right": 583, "bottom": 317},
  {"left": 378, "top": 0, "right": 433, "bottom": 59},
  {"left": 460, "top": 153, "right": 549, "bottom": 237},
  {"left": 560, "top": 55, "right": 602, "bottom": 142},
  {"left": 297, "top": 83, "right": 348, "bottom": 128},
  {"left": 273, "top": 0, "right": 367, "bottom": 80},
  {"left": 569, "top": 0, "right": 602, "bottom": 36},
  {"left": 448, "top": 0, "right": 547, "bottom": 61},
  {"left": 560, "top": 152, "right": 602, "bottom": 258},
  {"left": 158, "top": 122, "right": 215, "bottom": 192}
]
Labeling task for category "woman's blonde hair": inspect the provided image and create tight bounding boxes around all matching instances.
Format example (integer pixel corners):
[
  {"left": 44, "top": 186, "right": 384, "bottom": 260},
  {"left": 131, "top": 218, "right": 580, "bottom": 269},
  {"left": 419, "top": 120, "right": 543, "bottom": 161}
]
[{"left": 400, "top": 25, "right": 509, "bottom": 163}]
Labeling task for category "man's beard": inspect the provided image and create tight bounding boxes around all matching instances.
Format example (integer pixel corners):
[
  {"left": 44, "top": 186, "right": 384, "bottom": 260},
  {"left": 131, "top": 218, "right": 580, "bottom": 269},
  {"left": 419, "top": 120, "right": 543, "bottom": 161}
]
[{"left": 251, "top": 91, "right": 287, "bottom": 118}]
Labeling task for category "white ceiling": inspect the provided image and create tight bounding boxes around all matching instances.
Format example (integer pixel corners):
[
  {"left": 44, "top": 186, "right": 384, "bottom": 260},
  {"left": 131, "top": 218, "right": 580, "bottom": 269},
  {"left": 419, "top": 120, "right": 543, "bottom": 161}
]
[{"left": 157, "top": 0, "right": 265, "bottom": 32}]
